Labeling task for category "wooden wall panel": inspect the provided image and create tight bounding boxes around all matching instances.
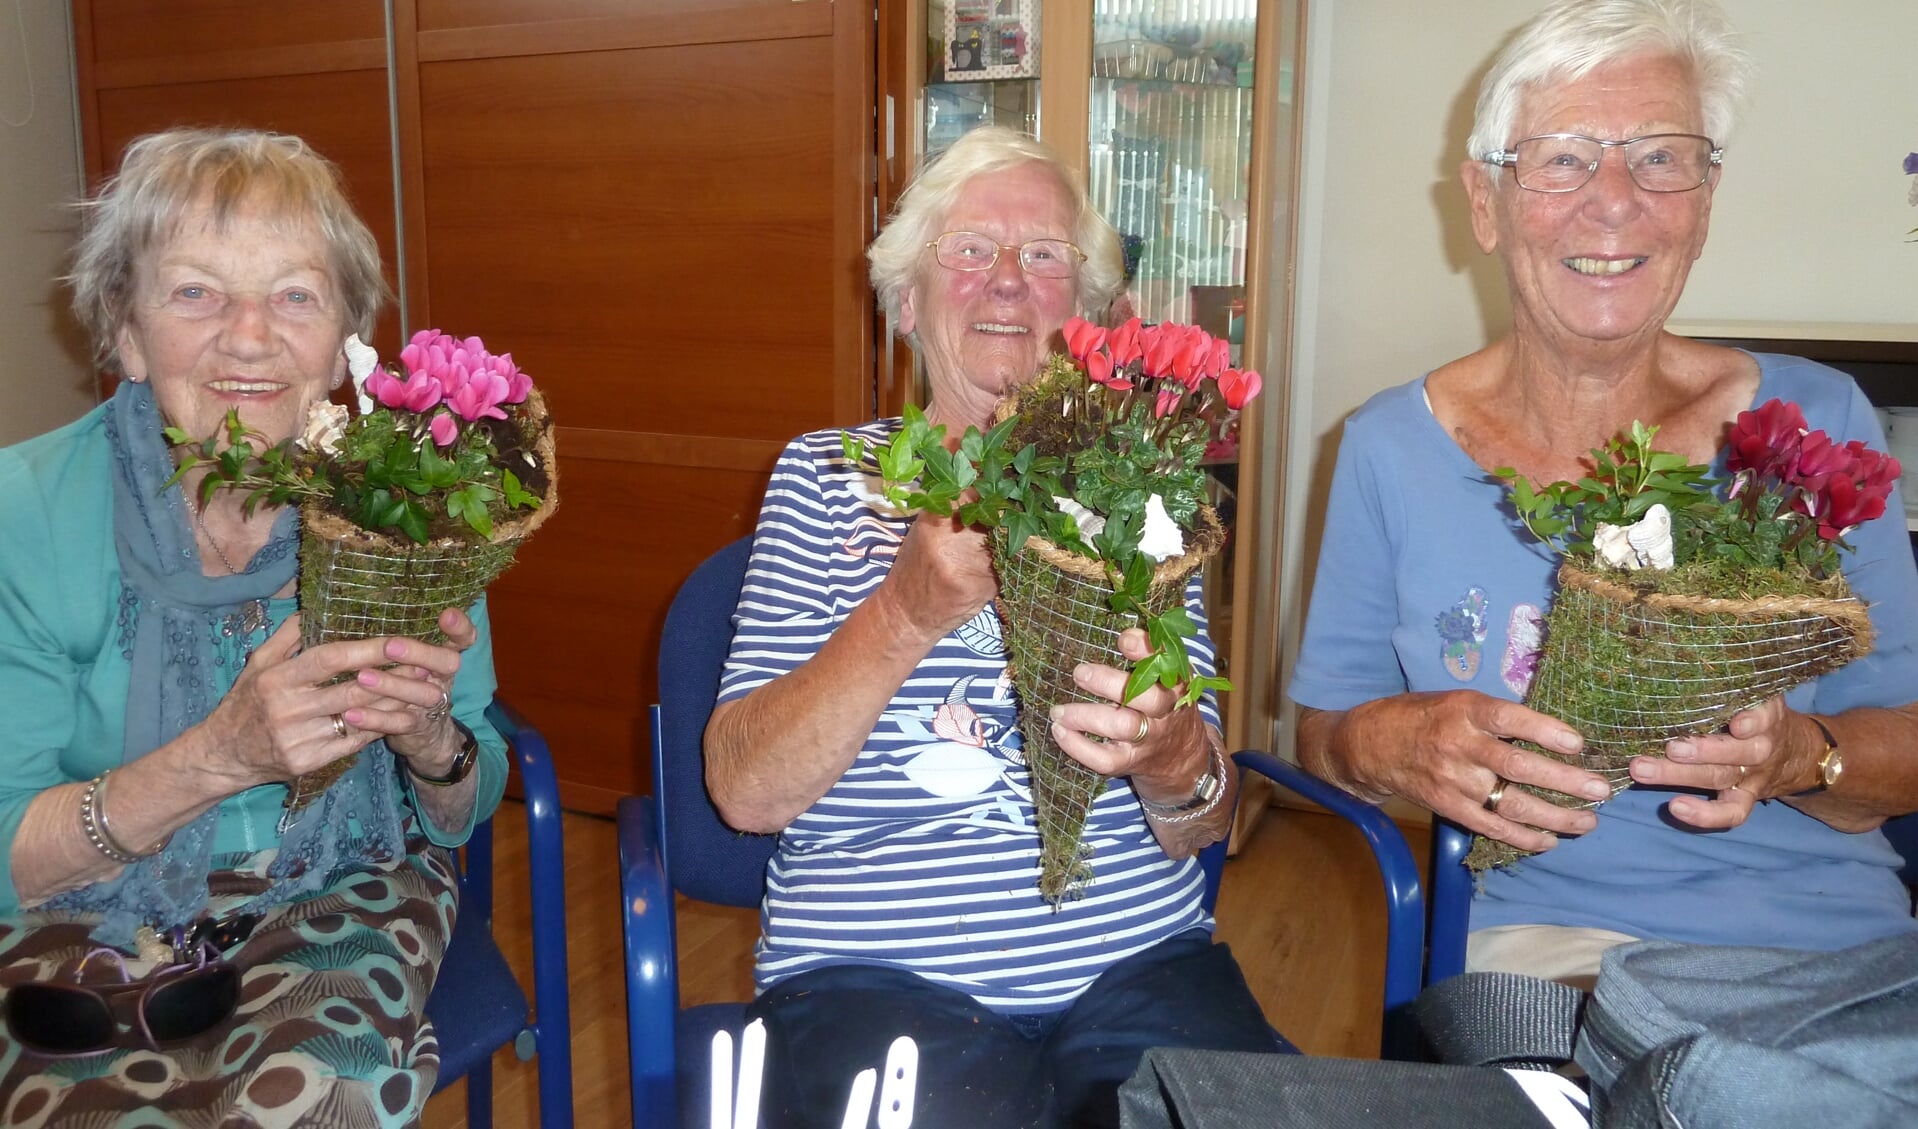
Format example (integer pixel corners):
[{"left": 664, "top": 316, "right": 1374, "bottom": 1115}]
[
  {"left": 85, "top": 1, "right": 385, "bottom": 69},
  {"left": 484, "top": 461, "right": 773, "bottom": 809},
  {"left": 415, "top": 43, "right": 839, "bottom": 440}
]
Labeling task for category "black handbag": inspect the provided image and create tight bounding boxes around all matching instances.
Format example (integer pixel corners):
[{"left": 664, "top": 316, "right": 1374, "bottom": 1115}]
[{"left": 1117, "top": 1048, "right": 1588, "bottom": 1128}]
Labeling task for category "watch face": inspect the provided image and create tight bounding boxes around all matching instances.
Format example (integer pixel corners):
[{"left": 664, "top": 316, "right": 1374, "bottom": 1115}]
[{"left": 1823, "top": 750, "right": 1844, "bottom": 788}]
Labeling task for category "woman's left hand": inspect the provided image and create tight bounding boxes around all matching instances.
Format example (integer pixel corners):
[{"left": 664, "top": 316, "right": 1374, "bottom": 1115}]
[
  {"left": 344, "top": 607, "right": 475, "bottom": 775},
  {"left": 1048, "top": 627, "right": 1210, "bottom": 791},
  {"left": 1627, "top": 695, "right": 1817, "bottom": 829}
]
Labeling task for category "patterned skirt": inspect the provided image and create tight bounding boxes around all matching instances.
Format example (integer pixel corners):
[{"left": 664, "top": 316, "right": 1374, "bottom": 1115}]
[{"left": 0, "top": 841, "right": 458, "bottom": 1127}]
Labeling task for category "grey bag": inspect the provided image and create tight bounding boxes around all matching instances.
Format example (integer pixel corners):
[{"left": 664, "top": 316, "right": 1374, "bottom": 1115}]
[
  {"left": 1413, "top": 933, "right": 1918, "bottom": 1129},
  {"left": 1578, "top": 935, "right": 1918, "bottom": 1128}
]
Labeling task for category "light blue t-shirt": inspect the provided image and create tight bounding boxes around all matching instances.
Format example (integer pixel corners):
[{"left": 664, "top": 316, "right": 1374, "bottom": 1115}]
[{"left": 1288, "top": 354, "right": 1918, "bottom": 951}]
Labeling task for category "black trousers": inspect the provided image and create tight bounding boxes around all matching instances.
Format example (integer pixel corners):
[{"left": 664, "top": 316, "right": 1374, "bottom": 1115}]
[{"left": 743, "top": 929, "right": 1280, "bottom": 1129}]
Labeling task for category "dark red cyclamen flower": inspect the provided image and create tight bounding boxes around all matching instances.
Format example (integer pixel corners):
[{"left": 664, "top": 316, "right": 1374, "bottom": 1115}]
[
  {"left": 1790, "top": 429, "right": 1855, "bottom": 490},
  {"left": 1812, "top": 474, "right": 1891, "bottom": 540},
  {"left": 1726, "top": 398, "right": 1808, "bottom": 478}
]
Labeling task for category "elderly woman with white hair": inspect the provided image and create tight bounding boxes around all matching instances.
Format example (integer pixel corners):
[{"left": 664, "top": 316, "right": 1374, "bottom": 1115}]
[
  {"left": 705, "top": 126, "right": 1275, "bottom": 1128},
  {"left": 0, "top": 128, "right": 506, "bottom": 1122},
  {"left": 1291, "top": 0, "right": 1918, "bottom": 985}
]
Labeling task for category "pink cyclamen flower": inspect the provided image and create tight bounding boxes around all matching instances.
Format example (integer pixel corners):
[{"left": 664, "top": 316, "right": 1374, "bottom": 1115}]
[
  {"left": 1155, "top": 386, "right": 1182, "bottom": 418},
  {"left": 1217, "top": 368, "right": 1262, "bottom": 411},
  {"left": 429, "top": 412, "right": 460, "bottom": 448},
  {"left": 1107, "top": 317, "right": 1145, "bottom": 368},
  {"left": 1085, "top": 351, "right": 1115, "bottom": 386},
  {"left": 1063, "top": 316, "right": 1105, "bottom": 362},
  {"left": 490, "top": 353, "right": 533, "bottom": 404},
  {"left": 365, "top": 365, "right": 444, "bottom": 413},
  {"left": 446, "top": 371, "right": 514, "bottom": 422}
]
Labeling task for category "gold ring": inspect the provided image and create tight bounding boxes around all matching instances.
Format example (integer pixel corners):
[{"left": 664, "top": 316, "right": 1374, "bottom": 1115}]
[
  {"left": 1133, "top": 714, "right": 1151, "bottom": 743},
  {"left": 1483, "top": 777, "right": 1508, "bottom": 812},
  {"left": 330, "top": 714, "right": 349, "bottom": 739}
]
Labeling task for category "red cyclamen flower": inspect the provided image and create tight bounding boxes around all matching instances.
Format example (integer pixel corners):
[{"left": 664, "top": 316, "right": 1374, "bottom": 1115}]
[
  {"left": 1216, "top": 368, "right": 1262, "bottom": 411},
  {"left": 1726, "top": 398, "right": 1808, "bottom": 480}
]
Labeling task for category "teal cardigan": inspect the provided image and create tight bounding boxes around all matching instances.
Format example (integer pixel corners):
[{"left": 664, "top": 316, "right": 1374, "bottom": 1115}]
[{"left": 0, "top": 404, "right": 509, "bottom": 916}]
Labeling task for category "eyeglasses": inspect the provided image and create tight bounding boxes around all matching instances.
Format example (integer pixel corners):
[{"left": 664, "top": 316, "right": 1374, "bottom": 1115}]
[
  {"left": 926, "top": 231, "right": 1086, "bottom": 278},
  {"left": 3, "top": 944, "right": 239, "bottom": 1056},
  {"left": 1483, "top": 133, "right": 1722, "bottom": 194}
]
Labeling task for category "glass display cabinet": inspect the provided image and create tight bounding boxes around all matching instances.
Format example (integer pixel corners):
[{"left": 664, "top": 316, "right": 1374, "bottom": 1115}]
[{"left": 898, "top": 0, "right": 1304, "bottom": 787}]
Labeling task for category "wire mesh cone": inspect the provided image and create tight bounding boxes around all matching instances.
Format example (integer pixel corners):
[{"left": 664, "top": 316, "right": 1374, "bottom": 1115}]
[
  {"left": 1466, "top": 561, "right": 1873, "bottom": 871},
  {"left": 992, "top": 506, "right": 1225, "bottom": 904},
  {"left": 282, "top": 409, "right": 559, "bottom": 812}
]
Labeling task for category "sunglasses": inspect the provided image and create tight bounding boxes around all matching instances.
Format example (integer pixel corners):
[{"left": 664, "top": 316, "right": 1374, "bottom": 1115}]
[{"left": 3, "top": 944, "right": 239, "bottom": 1057}]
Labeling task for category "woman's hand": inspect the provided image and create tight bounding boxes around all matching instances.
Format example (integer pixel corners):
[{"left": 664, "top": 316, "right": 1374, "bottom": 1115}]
[
  {"left": 348, "top": 607, "right": 475, "bottom": 779},
  {"left": 1048, "top": 627, "right": 1208, "bottom": 789},
  {"left": 877, "top": 510, "right": 998, "bottom": 643},
  {"left": 1627, "top": 695, "right": 1814, "bottom": 830},
  {"left": 1302, "top": 691, "right": 1611, "bottom": 854},
  {"left": 197, "top": 610, "right": 470, "bottom": 789}
]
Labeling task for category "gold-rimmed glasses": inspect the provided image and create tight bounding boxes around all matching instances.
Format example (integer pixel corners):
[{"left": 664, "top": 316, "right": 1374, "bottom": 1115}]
[{"left": 925, "top": 231, "right": 1086, "bottom": 278}]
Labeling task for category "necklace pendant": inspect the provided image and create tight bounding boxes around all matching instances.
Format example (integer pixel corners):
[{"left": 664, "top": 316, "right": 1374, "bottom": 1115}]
[{"left": 239, "top": 598, "right": 269, "bottom": 638}]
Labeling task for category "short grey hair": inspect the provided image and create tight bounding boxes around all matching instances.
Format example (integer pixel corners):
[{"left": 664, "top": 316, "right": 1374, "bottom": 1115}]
[
  {"left": 68, "top": 128, "right": 388, "bottom": 373},
  {"left": 1468, "top": 0, "right": 1752, "bottom": 171},
  {"left": 868, "top": 126, "right": 1123, "bottom": 328}
]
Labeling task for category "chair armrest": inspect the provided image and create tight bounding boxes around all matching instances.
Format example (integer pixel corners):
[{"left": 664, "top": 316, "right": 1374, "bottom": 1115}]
[
  {"left": 487, "top": 698, "right": 575, "bottom": 1123},
  {"left": 618, "top": 793, "right": 680, "bottom": 1121},
  {"left": 1427, "top": 821, "right": 1474, "bottom": 987},
  {"left": 1233, "top": 751, "right": 1426, "bottom": 1058}
]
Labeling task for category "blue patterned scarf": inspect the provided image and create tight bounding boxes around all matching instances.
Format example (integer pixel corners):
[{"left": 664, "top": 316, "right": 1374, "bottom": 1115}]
[{"left": 48, "top": 380, "right": 406, "bottom": 946}]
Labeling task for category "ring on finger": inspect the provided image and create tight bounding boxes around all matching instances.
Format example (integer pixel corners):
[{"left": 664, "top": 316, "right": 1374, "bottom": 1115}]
[
  {"left": 330, "top": 714, "right": 349, "bottom": 739},
  {"left": 1132, "top": 714, "right": 1151, "bottom": 743},
  {"left": 1483, "top": 777, "right": 1509, "bottom": 812},
  {"left": 425, "top": 686, "right": 452, "bottom": 722}
]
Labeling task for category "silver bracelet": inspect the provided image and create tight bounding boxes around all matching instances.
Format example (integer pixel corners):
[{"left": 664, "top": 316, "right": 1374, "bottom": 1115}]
[
  {"left": 1139, "top": 740, "right": 1230, "bottom": 825},
  {"left": 80, "top": 772, "right": 146, "bottom": 865}
]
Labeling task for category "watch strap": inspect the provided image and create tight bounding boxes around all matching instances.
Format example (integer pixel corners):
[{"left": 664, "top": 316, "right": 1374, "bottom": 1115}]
[
  {"left": 408, "top": 720, "right": 480, "bottom": 787},
  {"left": 1139, "top": 740, "right": 1228, "bottom": 824}
]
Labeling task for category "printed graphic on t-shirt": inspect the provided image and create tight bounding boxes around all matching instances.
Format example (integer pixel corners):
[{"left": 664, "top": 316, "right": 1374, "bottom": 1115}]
[
  {"left": 1503, "top": 603, "right": 1545, "bottom": 696},
  {"left": 1436, "top": 587, "right": 1490, "bottom": 681}
]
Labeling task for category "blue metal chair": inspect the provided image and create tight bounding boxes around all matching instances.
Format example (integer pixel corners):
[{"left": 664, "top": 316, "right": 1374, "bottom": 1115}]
[
  {"left": 424, "top": 697, "right": 575, "bottom": 1127},
  {"left": 618, "top": 538, "right": 1426, "bottom": 1125}
]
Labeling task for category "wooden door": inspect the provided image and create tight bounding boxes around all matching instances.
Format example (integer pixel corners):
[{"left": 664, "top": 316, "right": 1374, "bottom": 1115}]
[{"left": 71, "top": 0, "right": 879, "bottom": 811}]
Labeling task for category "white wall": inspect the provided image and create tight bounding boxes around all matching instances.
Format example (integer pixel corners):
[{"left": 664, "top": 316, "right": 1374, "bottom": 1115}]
[
  {"left": 0, "top": 0, "right": 88, "bottom": 447},
  {"left": 1275, "top": 0, "right": 1918, "bottom": 753}
]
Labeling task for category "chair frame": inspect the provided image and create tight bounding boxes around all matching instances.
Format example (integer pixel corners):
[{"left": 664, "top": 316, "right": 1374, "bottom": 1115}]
[{"left": 426, "top": 699, "right": 575, "bottom": 1127}]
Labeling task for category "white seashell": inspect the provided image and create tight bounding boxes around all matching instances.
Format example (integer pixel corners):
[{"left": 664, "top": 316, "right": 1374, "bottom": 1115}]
[
  {"left": 298, "top": 401, "right": 350, "bottom": 455},
  {"left": 343, "top": 334, "right": 380, "bottom": 415},
  {"left": 901, "top": 744, "right": 1004, "bottom": 798},
  {"left": 1138, "top": 494, "right": 1185, "bottom": 562},
  {"left": 1625, "top": 503, "right": 1675, "bottom": 569},
  {"left": 1054, "top": 496, "right": 1106, "bottom": 541},
  {"left": 1593, "top": 503, "right": 1674, "bottom": 571}
]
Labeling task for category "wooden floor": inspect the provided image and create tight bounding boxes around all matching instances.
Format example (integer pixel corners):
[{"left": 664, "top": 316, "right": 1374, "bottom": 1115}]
[{"left": 423, "top": 801, "right": 1430, "bottom": 1128}]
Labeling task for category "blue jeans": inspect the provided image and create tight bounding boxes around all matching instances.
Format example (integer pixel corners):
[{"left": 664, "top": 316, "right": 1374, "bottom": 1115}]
[{"left": 743, "top": 929, "right": 1280, "bottom": 1129}]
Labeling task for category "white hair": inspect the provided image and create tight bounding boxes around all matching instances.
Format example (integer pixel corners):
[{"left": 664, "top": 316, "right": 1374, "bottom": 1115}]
[
  {"left": 1468, "top": 0, "right": 1752, "bottom": 171},
  {"left": 867, "top": 126, "right": 1123, "bottom": 329}
]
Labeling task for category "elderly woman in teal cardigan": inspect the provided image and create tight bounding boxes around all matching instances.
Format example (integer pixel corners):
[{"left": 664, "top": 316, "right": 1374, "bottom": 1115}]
[{"left": 0, "top": 129, "right": 506, "bottom": 1125}]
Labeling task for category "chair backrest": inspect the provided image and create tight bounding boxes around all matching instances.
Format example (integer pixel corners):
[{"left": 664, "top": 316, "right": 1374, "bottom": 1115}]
[
  {"left": 654, "top": 535, "right": 1233, "bottom": 914},
  {"left": 655, "top": 536, "right": 776, "bottom": 908}
]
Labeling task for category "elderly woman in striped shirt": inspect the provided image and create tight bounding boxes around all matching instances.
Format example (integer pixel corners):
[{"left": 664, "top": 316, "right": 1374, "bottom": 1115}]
[{"left": 704, "top": 127, "right": 1277, "bottom": 1129}]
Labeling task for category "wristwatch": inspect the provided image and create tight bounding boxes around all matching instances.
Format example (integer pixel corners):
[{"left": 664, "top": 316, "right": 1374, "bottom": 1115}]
[
  {"left": 408, "top": 720, "right": 480, "bottom": 787},
  {"left": 1791, "top": 717, "right": 1843, "bottom": 796},
  {"left": 1139, "top": 743, "right": 1227, "bottom": 823}
]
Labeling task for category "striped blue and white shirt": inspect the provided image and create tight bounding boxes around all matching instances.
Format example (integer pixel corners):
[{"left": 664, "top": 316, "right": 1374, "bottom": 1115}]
[{"left": 720, "top": 421, "right": 1218, "bottom": 1014}]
